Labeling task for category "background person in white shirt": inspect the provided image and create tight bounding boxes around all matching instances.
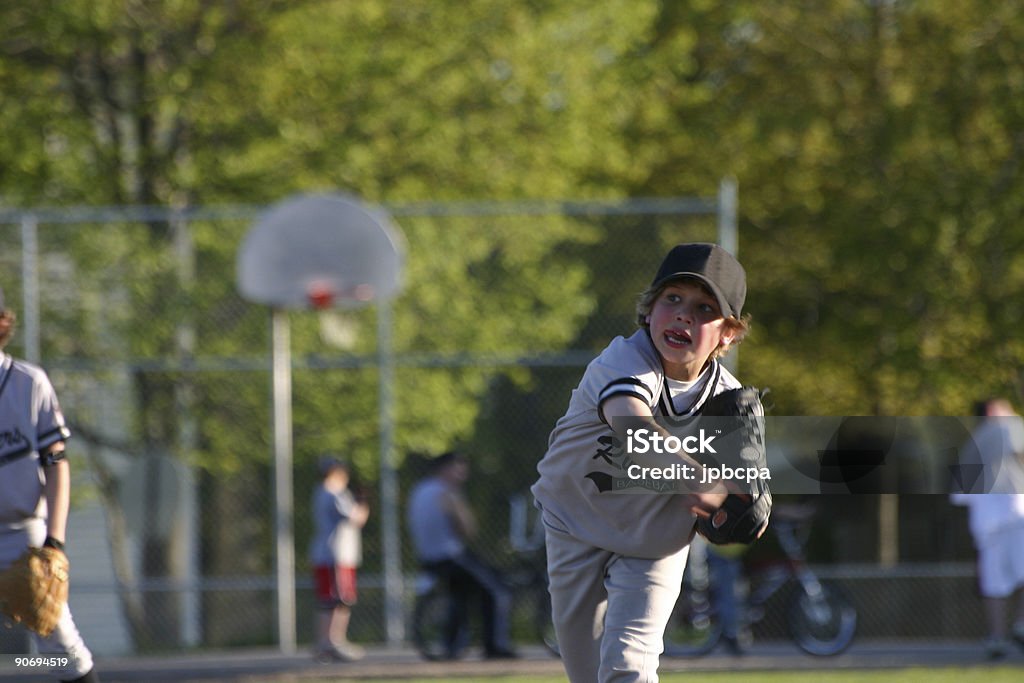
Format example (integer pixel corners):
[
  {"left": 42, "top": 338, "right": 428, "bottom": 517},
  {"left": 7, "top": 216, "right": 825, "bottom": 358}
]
[{"left": 951, "top": 397, "right": 1024, "bottom": 659}]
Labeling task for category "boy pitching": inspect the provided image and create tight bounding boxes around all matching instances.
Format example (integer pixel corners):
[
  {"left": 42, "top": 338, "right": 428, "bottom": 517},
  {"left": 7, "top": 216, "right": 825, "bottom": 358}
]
[{"left": 531, "top": 243, "right": 759, "bottom": 682}]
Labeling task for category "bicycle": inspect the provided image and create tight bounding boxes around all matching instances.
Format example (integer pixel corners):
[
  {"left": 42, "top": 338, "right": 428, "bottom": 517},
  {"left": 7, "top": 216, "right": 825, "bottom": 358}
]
[
  {"left": 664, "top": 503, "right": 858, "bottom": 657},
  {"left": 410, "top": 494, "right": 559, "bottom": 660}
]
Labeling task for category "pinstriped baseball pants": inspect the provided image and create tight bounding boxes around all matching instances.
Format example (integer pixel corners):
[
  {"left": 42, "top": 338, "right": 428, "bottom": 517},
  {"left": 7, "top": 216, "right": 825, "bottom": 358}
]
[{"left": 544, "top": 520, "right": 689, "bottom": 683}]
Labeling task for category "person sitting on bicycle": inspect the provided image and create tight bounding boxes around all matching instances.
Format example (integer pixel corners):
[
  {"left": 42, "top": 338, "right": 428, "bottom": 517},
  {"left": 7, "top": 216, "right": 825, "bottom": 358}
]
[{"left": 406, "top": 451, "right": 518, "bottom": 659}]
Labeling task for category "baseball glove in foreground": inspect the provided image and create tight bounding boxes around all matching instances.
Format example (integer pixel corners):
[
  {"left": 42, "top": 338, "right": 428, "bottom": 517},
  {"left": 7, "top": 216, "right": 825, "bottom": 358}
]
[
  {"left": 696, "top": 387, "right": 772, "bottom": 545},
  {"left": 0, "top": 547, "right": 69, "bottom": 636}
]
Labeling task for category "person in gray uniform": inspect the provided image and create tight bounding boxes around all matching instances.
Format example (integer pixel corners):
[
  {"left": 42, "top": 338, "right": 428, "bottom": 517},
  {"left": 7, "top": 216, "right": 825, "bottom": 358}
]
[
  {"left": 531, "top": 244, "right": 757, "bottom": 682},
  {"left": 407, "top": 451, "right": 516, "bottom": 659},
  {"left": 0, "top": 286, "right": 99, "bottom": 683}
]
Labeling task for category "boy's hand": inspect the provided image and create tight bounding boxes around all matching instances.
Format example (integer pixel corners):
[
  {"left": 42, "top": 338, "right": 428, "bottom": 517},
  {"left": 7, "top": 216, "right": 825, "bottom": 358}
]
[
  {"left": 683, "top": 488, "right": 729, "bottom": 518},
  {"left": 696, "top": 484, "right": 772, "bottom": 544}
]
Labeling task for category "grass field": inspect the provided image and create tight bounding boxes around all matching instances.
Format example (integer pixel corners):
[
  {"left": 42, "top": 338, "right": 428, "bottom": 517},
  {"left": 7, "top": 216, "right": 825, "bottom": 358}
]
[{"left": 357, "top": 668, "right": 1024, "bottom": 683}]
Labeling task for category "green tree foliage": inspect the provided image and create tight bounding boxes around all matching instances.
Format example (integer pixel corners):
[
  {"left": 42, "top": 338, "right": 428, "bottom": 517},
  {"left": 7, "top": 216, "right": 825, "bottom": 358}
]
[
  {"left": 4, "top": 0, "right": 1024, "bottom": 621},
  {"left": 0, "top": 1, "right": 632, "bottom": 469},
  {"left": 6, "top": 1, "right": 1024, "bottom": 420},
  {"left": 623, "top": 0, "right": 1024, "bottom": 414}
]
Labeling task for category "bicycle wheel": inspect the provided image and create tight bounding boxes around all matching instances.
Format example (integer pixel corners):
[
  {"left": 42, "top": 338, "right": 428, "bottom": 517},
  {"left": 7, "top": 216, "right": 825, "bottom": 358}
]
[
  {"left": 663, "top": 590, "right": 722, "bottom": 657},
  {"left": 412, "top": 589, "right": 469, "bottom": 661},
  {"left": 787, "top": 581, "right": 857, "bottom": 656}
]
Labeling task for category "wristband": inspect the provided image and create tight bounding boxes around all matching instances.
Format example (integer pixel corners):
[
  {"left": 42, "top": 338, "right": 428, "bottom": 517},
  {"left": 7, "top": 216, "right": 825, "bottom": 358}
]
[
  {"left": 41, "top": 449, "right": 67, "bottom": 467},
  {"left": 43, "top": 536, "right": 65, "bottom": 551}
]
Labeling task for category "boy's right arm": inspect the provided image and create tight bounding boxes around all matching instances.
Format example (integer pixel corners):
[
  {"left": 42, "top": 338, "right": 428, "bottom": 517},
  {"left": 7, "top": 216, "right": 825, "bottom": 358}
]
[{"left": 600, "top": 394, "right": 727, "bottom": 517}]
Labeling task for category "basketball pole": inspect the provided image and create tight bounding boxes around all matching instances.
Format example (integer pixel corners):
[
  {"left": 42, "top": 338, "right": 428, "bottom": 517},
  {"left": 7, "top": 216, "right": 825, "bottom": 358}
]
[{"left": 271, "top": 307, "right": 297, "bottom": 653}]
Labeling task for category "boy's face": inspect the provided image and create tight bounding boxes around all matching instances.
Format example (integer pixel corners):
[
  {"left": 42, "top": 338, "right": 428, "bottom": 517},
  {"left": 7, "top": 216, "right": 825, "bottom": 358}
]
[{"left": 645, "top": 280, "right": 733, "bottom": 381}]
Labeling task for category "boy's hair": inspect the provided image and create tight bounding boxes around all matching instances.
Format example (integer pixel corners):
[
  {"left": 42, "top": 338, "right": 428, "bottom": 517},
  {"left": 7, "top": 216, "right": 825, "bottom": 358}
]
[{"left": 635, "top": 278, "right": 751, "bottom": 359}]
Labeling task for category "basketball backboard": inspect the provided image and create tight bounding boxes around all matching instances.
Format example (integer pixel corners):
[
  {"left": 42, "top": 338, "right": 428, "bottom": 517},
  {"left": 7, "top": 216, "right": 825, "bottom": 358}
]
[{"left": 237, "top": 194, "right": 403, "bottom": 309}]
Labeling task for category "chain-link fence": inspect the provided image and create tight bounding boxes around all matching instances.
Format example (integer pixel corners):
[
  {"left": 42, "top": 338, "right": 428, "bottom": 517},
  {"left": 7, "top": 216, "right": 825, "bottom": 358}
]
[{"left": 0, "top": 194, "right": 984, "bottom": 656}]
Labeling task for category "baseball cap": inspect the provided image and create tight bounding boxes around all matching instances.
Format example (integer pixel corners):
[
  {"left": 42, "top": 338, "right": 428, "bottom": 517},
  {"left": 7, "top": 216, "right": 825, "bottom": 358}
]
[{"left": 650, "top": 243, "right": 746, "bottom": 318}]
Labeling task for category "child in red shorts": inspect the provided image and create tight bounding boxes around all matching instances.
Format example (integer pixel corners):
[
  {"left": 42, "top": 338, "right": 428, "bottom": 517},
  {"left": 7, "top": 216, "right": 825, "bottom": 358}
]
[{"left": 309, "top": 456, "right": 369, "bottom": 662}]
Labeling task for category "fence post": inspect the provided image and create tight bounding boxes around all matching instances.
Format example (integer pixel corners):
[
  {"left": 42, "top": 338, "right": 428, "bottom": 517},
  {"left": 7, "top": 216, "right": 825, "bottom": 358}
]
[
  {"left": 172, "top": 214, "right": 202, "bottom": 648},
  {"left": 19, "top": 214, "right": 41, "bottom": 363},
  {"left": 378, "top": 300, "right": 405, "bottom": 645},
  {"left": 717, "top": 177, "right": 738, "bottom": 257},
  {"left": 718, "top": 178, "right": 739, "bottom": 374}
]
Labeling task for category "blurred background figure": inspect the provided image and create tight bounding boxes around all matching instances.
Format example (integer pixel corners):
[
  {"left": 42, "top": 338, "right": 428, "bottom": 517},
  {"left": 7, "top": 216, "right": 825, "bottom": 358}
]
[
  {"left": 706, "top": 542, "right": 750, "bottom": 655},
  {"left": 309, "top": 456, "right": 369, "bottom": 662},
  {"left": 950, "top": 398, "right": 1024, "bottom": 659},
  {"left": 406, "top": 451, "right": 517, "bottom": 660}
]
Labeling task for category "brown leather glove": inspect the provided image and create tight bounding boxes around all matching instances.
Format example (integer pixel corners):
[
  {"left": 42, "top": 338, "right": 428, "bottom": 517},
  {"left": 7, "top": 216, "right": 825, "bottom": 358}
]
[{"left": 0, "top": 546, "right": 69, "bottom": 636}]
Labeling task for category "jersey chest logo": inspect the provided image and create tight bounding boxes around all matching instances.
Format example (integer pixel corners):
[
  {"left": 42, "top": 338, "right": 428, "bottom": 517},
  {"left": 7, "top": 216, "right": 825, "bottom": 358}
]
[{"left": 0, "top": 426, "right": 31, "bottom": 461}]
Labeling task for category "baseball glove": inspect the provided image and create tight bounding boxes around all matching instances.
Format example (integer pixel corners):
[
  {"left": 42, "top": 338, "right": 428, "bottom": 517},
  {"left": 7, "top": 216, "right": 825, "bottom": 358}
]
[
  {"left": 0, "top": 547, "right": 69, "bottom": 636},
  {"left": 695, "top": 387, "right": 772, "bottom": 545}
]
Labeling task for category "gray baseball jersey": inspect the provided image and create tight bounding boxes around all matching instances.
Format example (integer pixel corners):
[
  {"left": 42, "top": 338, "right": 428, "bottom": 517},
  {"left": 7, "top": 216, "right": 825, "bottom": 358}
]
[
  {"left": 0, "top": 353, "right": 71, "bottom": 532},
  {"left": 531, "top": 329, "right": 740, "bottom": 559}
]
